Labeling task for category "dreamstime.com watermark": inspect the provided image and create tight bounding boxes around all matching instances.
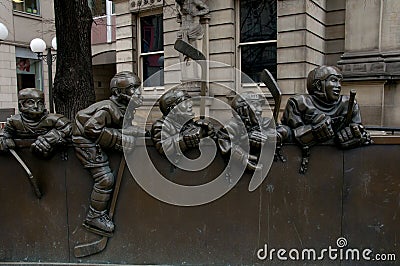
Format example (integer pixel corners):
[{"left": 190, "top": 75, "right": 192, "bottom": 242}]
[{"left": 257, "top": 237, "right": 397, "bottom": 262}]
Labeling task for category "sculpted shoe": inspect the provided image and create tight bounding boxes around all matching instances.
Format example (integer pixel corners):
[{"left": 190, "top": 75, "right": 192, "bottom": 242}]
[{"left": 83, "top": 208, "right": 114, "bottom": 237}]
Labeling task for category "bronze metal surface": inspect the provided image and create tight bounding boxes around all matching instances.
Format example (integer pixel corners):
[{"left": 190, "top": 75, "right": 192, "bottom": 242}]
[
  {"left": 342, "top": 145, "right": 400, "bottom": 265},
  {"left": 0, "top": 142, "right": 399, "bottom": 264}
]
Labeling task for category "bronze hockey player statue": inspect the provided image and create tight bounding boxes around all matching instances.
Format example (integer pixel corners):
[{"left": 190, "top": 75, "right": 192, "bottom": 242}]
[
  {"left": 73, "top": 71, "right": 145, "bottom": 236},
  {"left": 151, "top": 88, "right": 215, "bottom": 157},
  {"left": 217, "top": 92, "right": 275, "bottom": 171},
  {"left": 0, "top": 88, "right": 71, "bottom": 157},
  {"left": 279, "top": 65, "right": 371, "bottom": 173}
]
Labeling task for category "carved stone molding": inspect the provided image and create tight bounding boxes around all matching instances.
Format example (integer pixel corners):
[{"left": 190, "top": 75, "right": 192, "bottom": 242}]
[
  {"left": 338, "top": 50, "right": 400, "bottom": 81},
  {"left": 129, "top": 0, "right": 163, "bottom": 12}
]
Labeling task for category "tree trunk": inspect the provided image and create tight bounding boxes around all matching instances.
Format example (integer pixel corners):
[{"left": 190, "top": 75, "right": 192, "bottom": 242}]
[{"left": 53, "top": 0, "right": 95, "bottom": 120}]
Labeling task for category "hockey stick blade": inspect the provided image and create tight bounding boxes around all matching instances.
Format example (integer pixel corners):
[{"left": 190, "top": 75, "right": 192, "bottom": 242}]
[
  {"left": 74, "top": 236, "right": 107, "bottom": 258},
  {"left": 73, "top": 157, "right": 126, "bottom": 258},
  {"left": 248, "top": 165, "right": 264, "bottom": 192},
  {"left": 174, "top": 39, "right": 206, "bottom": 61},
  {"left": 260, "top": 69, "right": 282, "bottom": 122},
  {"left": 10, "top": 149, "right": 42, "bottom": 199},
  {"left": 174, "top": 39, "right": 207, "bottom": 118}
]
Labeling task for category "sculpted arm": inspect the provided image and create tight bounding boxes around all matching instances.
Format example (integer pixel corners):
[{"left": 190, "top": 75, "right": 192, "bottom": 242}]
[
  {"left": 79, "top": 110, "right": 133, "bottom": 151},
  {"left": 0, "top": 119, "right": 16, "bottom": 152},
  {"left": 282, "top": 99, "right": 334, "bottom": 145},
  {"left": 43, "top": 116, "right": 72, "bottom": 144},
  {"left": 282, "top": 99, "right": 314, "bottom": 145},
  {"left": 151, "top": 121, "right": 189, "bottom": 156},
  {"left": 217, "top": 125, "right": 259, "bottom": 171},
  {"left": 335, "top": 101, "right": 371, "bottom": 149},
  {"left": 31, "top": 115, "right": 72, "bottom": 157}
]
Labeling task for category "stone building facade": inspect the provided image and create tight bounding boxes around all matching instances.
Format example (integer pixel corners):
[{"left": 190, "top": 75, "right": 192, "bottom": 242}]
[
  {"left": 1, "top": 0, "right": 400, "bottom": 127},
  {"left": 112, "top": 0, "right": 400, "bottom": 127},
  {"left": 0, "top": 0, "right": 56, "bottom": 113},
  {"left": 0, "top": 0, "right": 116, "bottom": 120}
]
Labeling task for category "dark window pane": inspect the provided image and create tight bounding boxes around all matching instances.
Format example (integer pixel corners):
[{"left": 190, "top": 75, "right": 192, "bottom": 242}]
[
  {"left": 143, "top": 54, "right": 164, "bottom": 87},
  {"left": 241, "top": 43, "right": 276, "bottom": 83},
  {"left": 90, "top": 0, "right": 106, "bottom": 17},
  {"left": 141, "top": 14, "right": 164, "bottom": 53},
  {"left": 13, "top": 0, "right": 40, "bottom": 15},
  {"left": 25, "top": 0, "right": 39, "bottom": 14},
  {"left": 16, "top": 58, "right": 42, "bottom": 90},
  {"left": 240, "top": 0, "right": 277, "bottom": 43},
  {"left": 13, "top": 2, "right": 24, "bottom": 12},
  {"left": 17, "top": 74, "right": 36, "bottom": 90}
]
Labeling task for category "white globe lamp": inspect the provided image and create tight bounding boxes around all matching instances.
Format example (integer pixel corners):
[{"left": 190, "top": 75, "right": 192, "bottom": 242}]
[
  {"left": 51, "top": 36, "right": 57, "bottom": 50},
  {"left": 30, "top": 38, "right": 46, "bottom": 54},
  {"left": 0, "top": 23, "right": 8, "bottom": 40}
]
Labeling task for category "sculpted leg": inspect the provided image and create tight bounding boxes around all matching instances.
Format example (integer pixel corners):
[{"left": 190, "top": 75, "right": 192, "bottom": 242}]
[{"left": 84, "top": 166, "right": 115, "bottom": 236}]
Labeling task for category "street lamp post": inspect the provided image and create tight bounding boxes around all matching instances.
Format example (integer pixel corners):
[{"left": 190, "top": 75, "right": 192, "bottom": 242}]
[{"left": 30, "top": 37, "right": 57, "bottom": 113}]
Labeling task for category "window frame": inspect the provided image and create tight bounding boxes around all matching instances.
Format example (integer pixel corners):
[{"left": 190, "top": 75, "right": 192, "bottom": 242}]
[
  {"left": 236, "top": 0, "right": 277, "bottom": 88},
  {"left": 137, "top": 11, "right": 164, "bottom": 91},
  {"left": 15, "top": 57, "right": 43, "bottom": 91},
  {"left": 12, "top": 0, "right": 41, "bottom": 16},
  {"left": 90, "top": 0, "right": 115, "bottom": 18}
]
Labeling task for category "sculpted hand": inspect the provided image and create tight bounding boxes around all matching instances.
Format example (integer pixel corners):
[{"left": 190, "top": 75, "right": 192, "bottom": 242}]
[
  {"left": 114, "top": 130, "right": 135, "bottom": 152},
  {"left": 31, "top": 136, "right": 53, "bottom": 157},
  {"left": 182, "top": 126, "right": 201, "bottom": 148},
  {"left": 195, "top": 119, "right": 215, "bottom": 138},
  {"left": 118, "top": 135, "right": 136, "bottom": 152},
  {"left": 248, "top": 130, "right": 268, "bottom": 149},
  {"left": 336, "top": 123, "right": 371, "bottom": 149},
  {"left": 0, "top": 138, "right": 15, "bottom": 152},
  {"left": 312, "top": 114, "right": 334, "bottom": 142}
]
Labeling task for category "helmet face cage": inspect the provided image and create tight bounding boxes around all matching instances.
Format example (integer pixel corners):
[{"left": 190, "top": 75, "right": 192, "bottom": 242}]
[
  {"left": 159, "top": 89, "right": 191, "bottom": 116},
  {"left": 110, "top": 72, "right": 141, "bottom": 95},
  {"left": 231, "top": 93, "right": 265, "bottom": 125},
  {"left": 18, "top": 88, "right": 45, "bottom": 109},
  {"left": 18, "top": 88, "right": 44, "bottom": 102},
  {"left": 18, "top": 88, "right": 46, "bottom": 118}
]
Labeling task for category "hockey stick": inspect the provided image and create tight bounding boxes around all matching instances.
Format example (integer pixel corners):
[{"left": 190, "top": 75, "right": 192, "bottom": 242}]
[
  {"left": 73, "top": 156, "right": 126, "bottom": 258},
  {"left": 174, "top": 39, "right": 206, "bottom": 62},
  {"left": 247, "top": 69, "right": 284, "bottom": 191},
  {"left": 10, "top": 149, "right": 42, "bottom": 199},
  {"left": 260, "top": 69, "right": 282, "bottom": 123},
  {"left": 174, "top": 39, "right": 207, "bottom": 118},
  {"left": 344, "top": 89, "right": 357, "bottom": 126}
]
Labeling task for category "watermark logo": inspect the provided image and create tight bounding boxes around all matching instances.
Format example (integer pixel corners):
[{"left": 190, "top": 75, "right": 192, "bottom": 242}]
[
  {"left": 257, "top": 237, "right": 397, "bottom": 262},
  {"left": 122, "top": 61, "right": 276, "bottom": 206}
]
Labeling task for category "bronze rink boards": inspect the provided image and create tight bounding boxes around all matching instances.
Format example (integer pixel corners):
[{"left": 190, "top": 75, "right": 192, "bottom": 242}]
[{"left": 0, "top": 137, "right": 399, "bottom": 265}]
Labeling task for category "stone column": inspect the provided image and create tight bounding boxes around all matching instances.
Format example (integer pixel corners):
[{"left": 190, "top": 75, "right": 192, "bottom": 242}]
[
  {"left": 338, "top": 0, "right": 400, "bottom": 126},
  {"left": 114, "top": 0, "right": 137, "bottom": 73},
  {"left": 0, "top": 43, "right": 18, "bottom": 111},
  {"left": 277, "top": 0, "right": 327, "bottom": 110}
]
